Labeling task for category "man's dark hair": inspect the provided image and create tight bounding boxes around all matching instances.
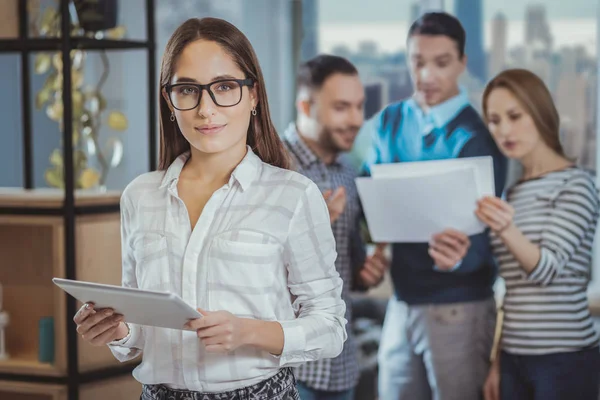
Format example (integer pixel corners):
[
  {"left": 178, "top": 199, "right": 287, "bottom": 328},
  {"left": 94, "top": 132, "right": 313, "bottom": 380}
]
[
  {"left": 296, "top": 54, "right": 358, "bottom": 92},
  {"left": 408, "top": 12, "right": 466, "bottom": 58}
]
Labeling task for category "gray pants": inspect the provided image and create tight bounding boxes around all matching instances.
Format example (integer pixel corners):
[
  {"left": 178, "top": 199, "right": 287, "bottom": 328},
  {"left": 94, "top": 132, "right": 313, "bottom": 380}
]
[{"left": 377, "top": 296, "right": 496, "bottom": 400}]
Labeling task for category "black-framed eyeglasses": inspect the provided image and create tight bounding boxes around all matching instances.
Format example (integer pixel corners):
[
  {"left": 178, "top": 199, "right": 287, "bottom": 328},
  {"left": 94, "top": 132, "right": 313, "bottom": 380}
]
[{"left": 164, "top": 78, "right": 254, "bottom": 110}]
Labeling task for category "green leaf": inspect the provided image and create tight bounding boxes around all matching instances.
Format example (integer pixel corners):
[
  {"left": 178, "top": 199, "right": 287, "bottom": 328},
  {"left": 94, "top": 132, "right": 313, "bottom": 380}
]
[
  {"left": 46, "top": 101, "right": 63, "bottom": 122},
  {"left": 49, "top": 149, "right": 63, "bottom": 167},
  {"left": 74, "top": 150, "right": 88, "bottom": 171},
  {"left": 78, "top": 168, "right": 100, "bottom": 189},
  {"left": 105, "top": 26, "right": 126, "bottom": 40},
  {"left": 35, "top": 88, "right": 51, "bottom": 109},
  {"left": 44, "top": 72, "right": 59, "bottom": 92},
  {"left": 51, "top": 73, "right": 62, "bottom": 91},
  {"left": 34, "top": 54, "right": 52, "bottom": 74},
  {"left": 72, "top": 127, "right": 80, "bottom": 147},
  {"left": 107, "top": 111, "right": 128, "bottom": 131},
  {"left": 52, "top": 52, "right": 62, "bottom": 71},
  {"left": 45, "top": 168, "right": 63, "bottom": 188},
  {"left": 40, "top": 7, "right": 58, "bottom": 36},
  {"left": 72, "top": 90, "right": 84, "bottom": 120},
  {"left": 72, "top": 69, "right": 83, "bottom": 89}
]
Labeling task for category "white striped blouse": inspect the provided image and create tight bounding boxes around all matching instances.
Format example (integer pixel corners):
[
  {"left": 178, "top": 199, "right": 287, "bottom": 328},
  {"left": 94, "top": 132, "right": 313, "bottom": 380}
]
[
  {"left": 492, "top": 166, "right": 600, "bottom": 355},
  {"left": 107, "top": 146, "right": 347, "bottom": 392}
]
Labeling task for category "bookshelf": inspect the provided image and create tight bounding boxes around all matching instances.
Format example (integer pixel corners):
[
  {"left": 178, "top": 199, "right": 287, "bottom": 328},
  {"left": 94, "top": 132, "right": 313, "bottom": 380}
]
[{"left": 0, "top": 0, "right": 157, "bottom": 398}]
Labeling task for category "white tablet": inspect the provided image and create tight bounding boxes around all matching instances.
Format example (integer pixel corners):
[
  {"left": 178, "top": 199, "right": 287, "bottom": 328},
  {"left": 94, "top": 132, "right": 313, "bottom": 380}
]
[{"left": 53, "top": 278, "right": 202, "bottom": 330}]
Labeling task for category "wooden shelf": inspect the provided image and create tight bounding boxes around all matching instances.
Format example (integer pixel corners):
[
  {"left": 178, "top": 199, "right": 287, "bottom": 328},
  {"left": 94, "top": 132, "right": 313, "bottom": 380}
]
[
  {"left": 0, "top": 223, "right": 65, "bottom": 376},
  {"left": 0, "top": 372, "right": 142, "bottom": 399},
  {"left": 0, "top": 188, "right": 121, "bottom": 209},
  {"left": 0, "top": 380, "right": 66, "bottom": 400},
  {"left": 0, "top": 204, "right": 123, "bottom": 378},
  {"left": 0, "top": 354, "right": 63, "bottom": 377},
  {"left": 0, "top": 374, "right": 142, "bottom": 400},
  {"left": 2, "top": 0, "right": 156, "bottom": 397},
  {"left": 75, "top": 213, "right": 125, "bottom": 372},
  {"left": 0, "top": 37, "right": 151, "bottom": 53},
  {"left": 80, "top": 374, "right": 142, "bottom": 400}
]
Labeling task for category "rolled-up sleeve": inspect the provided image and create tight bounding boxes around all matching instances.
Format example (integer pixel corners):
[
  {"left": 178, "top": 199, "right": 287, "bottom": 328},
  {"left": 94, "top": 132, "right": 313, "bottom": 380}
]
[
  {"left": 527, "top": 176, "right": 600, "bottom": 286},
  {"left": 107, "top": 192, "right": 145, "bottom": 361},
  {"left": 277, "top": 181, "right": 347, "bottom": 367}
]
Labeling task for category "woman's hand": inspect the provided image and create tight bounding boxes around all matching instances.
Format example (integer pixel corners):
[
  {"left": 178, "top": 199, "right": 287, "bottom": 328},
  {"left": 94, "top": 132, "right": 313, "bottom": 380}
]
[
  {"left": 476, "top": 196, "right": 515, "bottom": 235},
  {"left": 185, "top": 309, "right": 246, "bottom": 353},
  {"left": 73, "top": 303, "right": 128, "bottom": 346},
  {"left": 483, "top": 361, "right": 501, "bottom": 400}
]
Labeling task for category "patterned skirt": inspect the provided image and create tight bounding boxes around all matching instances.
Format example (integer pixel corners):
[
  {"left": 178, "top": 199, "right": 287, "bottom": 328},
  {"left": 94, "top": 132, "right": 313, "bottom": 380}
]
[{"left": 140, "top": 368, "right": 300, "bottom": 400}]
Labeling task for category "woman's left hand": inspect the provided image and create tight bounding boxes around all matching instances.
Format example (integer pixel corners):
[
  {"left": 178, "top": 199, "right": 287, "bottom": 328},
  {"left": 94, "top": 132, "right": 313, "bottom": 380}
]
[
  {"left": 476, "top": 196, "right": 515, "bottom": 234},
  {"left": 185, "top": 309, "right": 246, "bottom": 353}
]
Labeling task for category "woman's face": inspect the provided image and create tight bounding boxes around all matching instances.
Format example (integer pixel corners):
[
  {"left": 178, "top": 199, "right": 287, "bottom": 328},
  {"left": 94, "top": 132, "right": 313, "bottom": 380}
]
[
  {"left": 485, "top": 87, "right": 543, "bottom": 160},
  {"left": 163, "top": 39, "right": 257, "bottom": 156}
]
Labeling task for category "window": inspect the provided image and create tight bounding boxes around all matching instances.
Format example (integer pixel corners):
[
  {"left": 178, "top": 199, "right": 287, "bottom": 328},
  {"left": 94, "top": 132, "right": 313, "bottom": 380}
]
[
  {"left": 310, "top": 0, "right": 600, "bottom": 294},
  {"left": 444, "top": 0, "right": 597, "bottom": 174},
  {"left": 441, "top": 0, "right": 599, "bottom": 292},
  {"left": 307, "top": 0, "right": 415, "bottom": 167}
]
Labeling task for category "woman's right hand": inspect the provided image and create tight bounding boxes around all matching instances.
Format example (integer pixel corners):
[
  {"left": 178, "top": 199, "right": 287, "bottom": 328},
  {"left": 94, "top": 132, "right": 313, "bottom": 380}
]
[
  {"left": 483, "top": 361, "right": 500, "bottom": 400},
  {"left": 73, "top": 303, "right": 128, "bottom": 346}
]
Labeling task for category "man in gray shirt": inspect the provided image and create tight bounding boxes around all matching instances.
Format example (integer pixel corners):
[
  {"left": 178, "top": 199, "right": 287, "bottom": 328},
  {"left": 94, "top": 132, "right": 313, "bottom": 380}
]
[{"left": 283, "top": 54, "right": 388, "bottom": 400}]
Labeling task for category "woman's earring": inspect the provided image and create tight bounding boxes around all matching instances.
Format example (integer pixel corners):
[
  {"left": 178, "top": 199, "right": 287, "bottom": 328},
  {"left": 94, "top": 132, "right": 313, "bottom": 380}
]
[
  {"left": 251, "top": 107, "right": 257, "bottom": 116},
  {"left": 170, "top": 112, "right": 175, "bottom": 122}
]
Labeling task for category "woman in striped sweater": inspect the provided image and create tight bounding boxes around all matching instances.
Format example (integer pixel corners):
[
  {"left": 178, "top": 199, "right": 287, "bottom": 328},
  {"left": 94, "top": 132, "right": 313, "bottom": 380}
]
[{"left": 477, "top": 68, "right": 600, "bottom": 400}]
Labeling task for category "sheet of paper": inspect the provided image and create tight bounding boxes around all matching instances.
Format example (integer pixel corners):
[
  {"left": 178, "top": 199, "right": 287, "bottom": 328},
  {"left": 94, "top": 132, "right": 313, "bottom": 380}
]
[
  {"left": 370, "top": 156, "right": 495, "bottom": 198},
  {"left": 356, "top": 166, "right": 485, "bottom": 243}
]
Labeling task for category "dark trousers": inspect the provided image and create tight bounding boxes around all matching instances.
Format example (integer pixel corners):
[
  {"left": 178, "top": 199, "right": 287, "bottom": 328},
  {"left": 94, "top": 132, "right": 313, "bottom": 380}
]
[{"left": 500, "top": 347, "right": 600, "bottom": 400}]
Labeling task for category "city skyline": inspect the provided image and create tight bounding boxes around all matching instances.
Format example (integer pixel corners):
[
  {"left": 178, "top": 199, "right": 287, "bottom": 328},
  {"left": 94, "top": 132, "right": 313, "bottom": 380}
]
[
  {"left": 313, "top": 1, "right": 598, "bottom": 171},
  {"left": 319, "top": 18, "right": 596, "bottom": 56},
  {"left": 319, "top": 0, "right": 596, "bottom": 23}
]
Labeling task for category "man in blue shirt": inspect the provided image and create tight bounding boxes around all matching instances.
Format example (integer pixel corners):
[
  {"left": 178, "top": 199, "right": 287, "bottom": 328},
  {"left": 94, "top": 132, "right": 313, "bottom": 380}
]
[{"left": 361, "top": 12, "right": 508, "bottom": 400}]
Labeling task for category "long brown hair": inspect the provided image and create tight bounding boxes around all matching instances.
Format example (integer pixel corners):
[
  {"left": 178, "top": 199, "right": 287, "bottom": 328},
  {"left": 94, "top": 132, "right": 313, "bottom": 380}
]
[
  {"left": 482, "top": 68, "right": 566, "bottom": 157},
  {"left": 158, "top": 17, "right": 290, "bottom": 170}
]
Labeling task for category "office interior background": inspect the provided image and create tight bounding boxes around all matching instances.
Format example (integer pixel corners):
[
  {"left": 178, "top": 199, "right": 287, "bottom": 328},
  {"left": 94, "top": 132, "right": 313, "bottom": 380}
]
[{"left": 0, "top": 0, "right": 598, "bottom": 399}]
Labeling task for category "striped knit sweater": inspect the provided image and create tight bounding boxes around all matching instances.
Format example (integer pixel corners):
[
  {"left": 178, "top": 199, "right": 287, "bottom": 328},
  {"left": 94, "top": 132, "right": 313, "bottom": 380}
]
[{"left": 493, "top": 166, "right": 600, "bottom": 355}]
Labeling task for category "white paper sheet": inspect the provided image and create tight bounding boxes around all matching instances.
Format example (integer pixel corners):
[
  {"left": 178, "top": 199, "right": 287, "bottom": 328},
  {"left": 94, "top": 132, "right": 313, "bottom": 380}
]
[
  {"left": 356, "top": 165, "right": 487, "bottom": 243},
  {"left": 371, "top": 156, "right": 495, "bottom": 198}
]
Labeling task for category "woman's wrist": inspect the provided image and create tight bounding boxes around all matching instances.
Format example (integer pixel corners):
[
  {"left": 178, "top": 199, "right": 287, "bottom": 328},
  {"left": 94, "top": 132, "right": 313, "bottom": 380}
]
[
  {"left": 114, "top": 321, "right": 130, "bottom": 342},
  {"left": 240, "top": 318, "right": 256, "bottom": 347},
  {"left": 490, "top": 352, "right": 501, "bottom": 368},
  {"left": 240, "top": 318, "right": 284, "bottom": 355},
  {"left": 497, "top": 222, "right": 516, "bottom": 240}
]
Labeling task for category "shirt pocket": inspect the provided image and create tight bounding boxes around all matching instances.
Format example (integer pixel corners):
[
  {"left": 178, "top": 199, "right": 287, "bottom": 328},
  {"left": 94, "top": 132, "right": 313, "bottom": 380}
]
[
  {"left": 207, "top": 237, "right": 284, "bottom": 320},
  {"left": 133, "top": 235, "right": 170, "bottom": 292}
]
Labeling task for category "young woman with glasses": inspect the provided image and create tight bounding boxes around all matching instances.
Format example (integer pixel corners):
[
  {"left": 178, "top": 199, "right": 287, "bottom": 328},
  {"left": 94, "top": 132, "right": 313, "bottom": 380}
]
[{"left": 71, "top": 17, "right": 347, "bottom": 400}]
